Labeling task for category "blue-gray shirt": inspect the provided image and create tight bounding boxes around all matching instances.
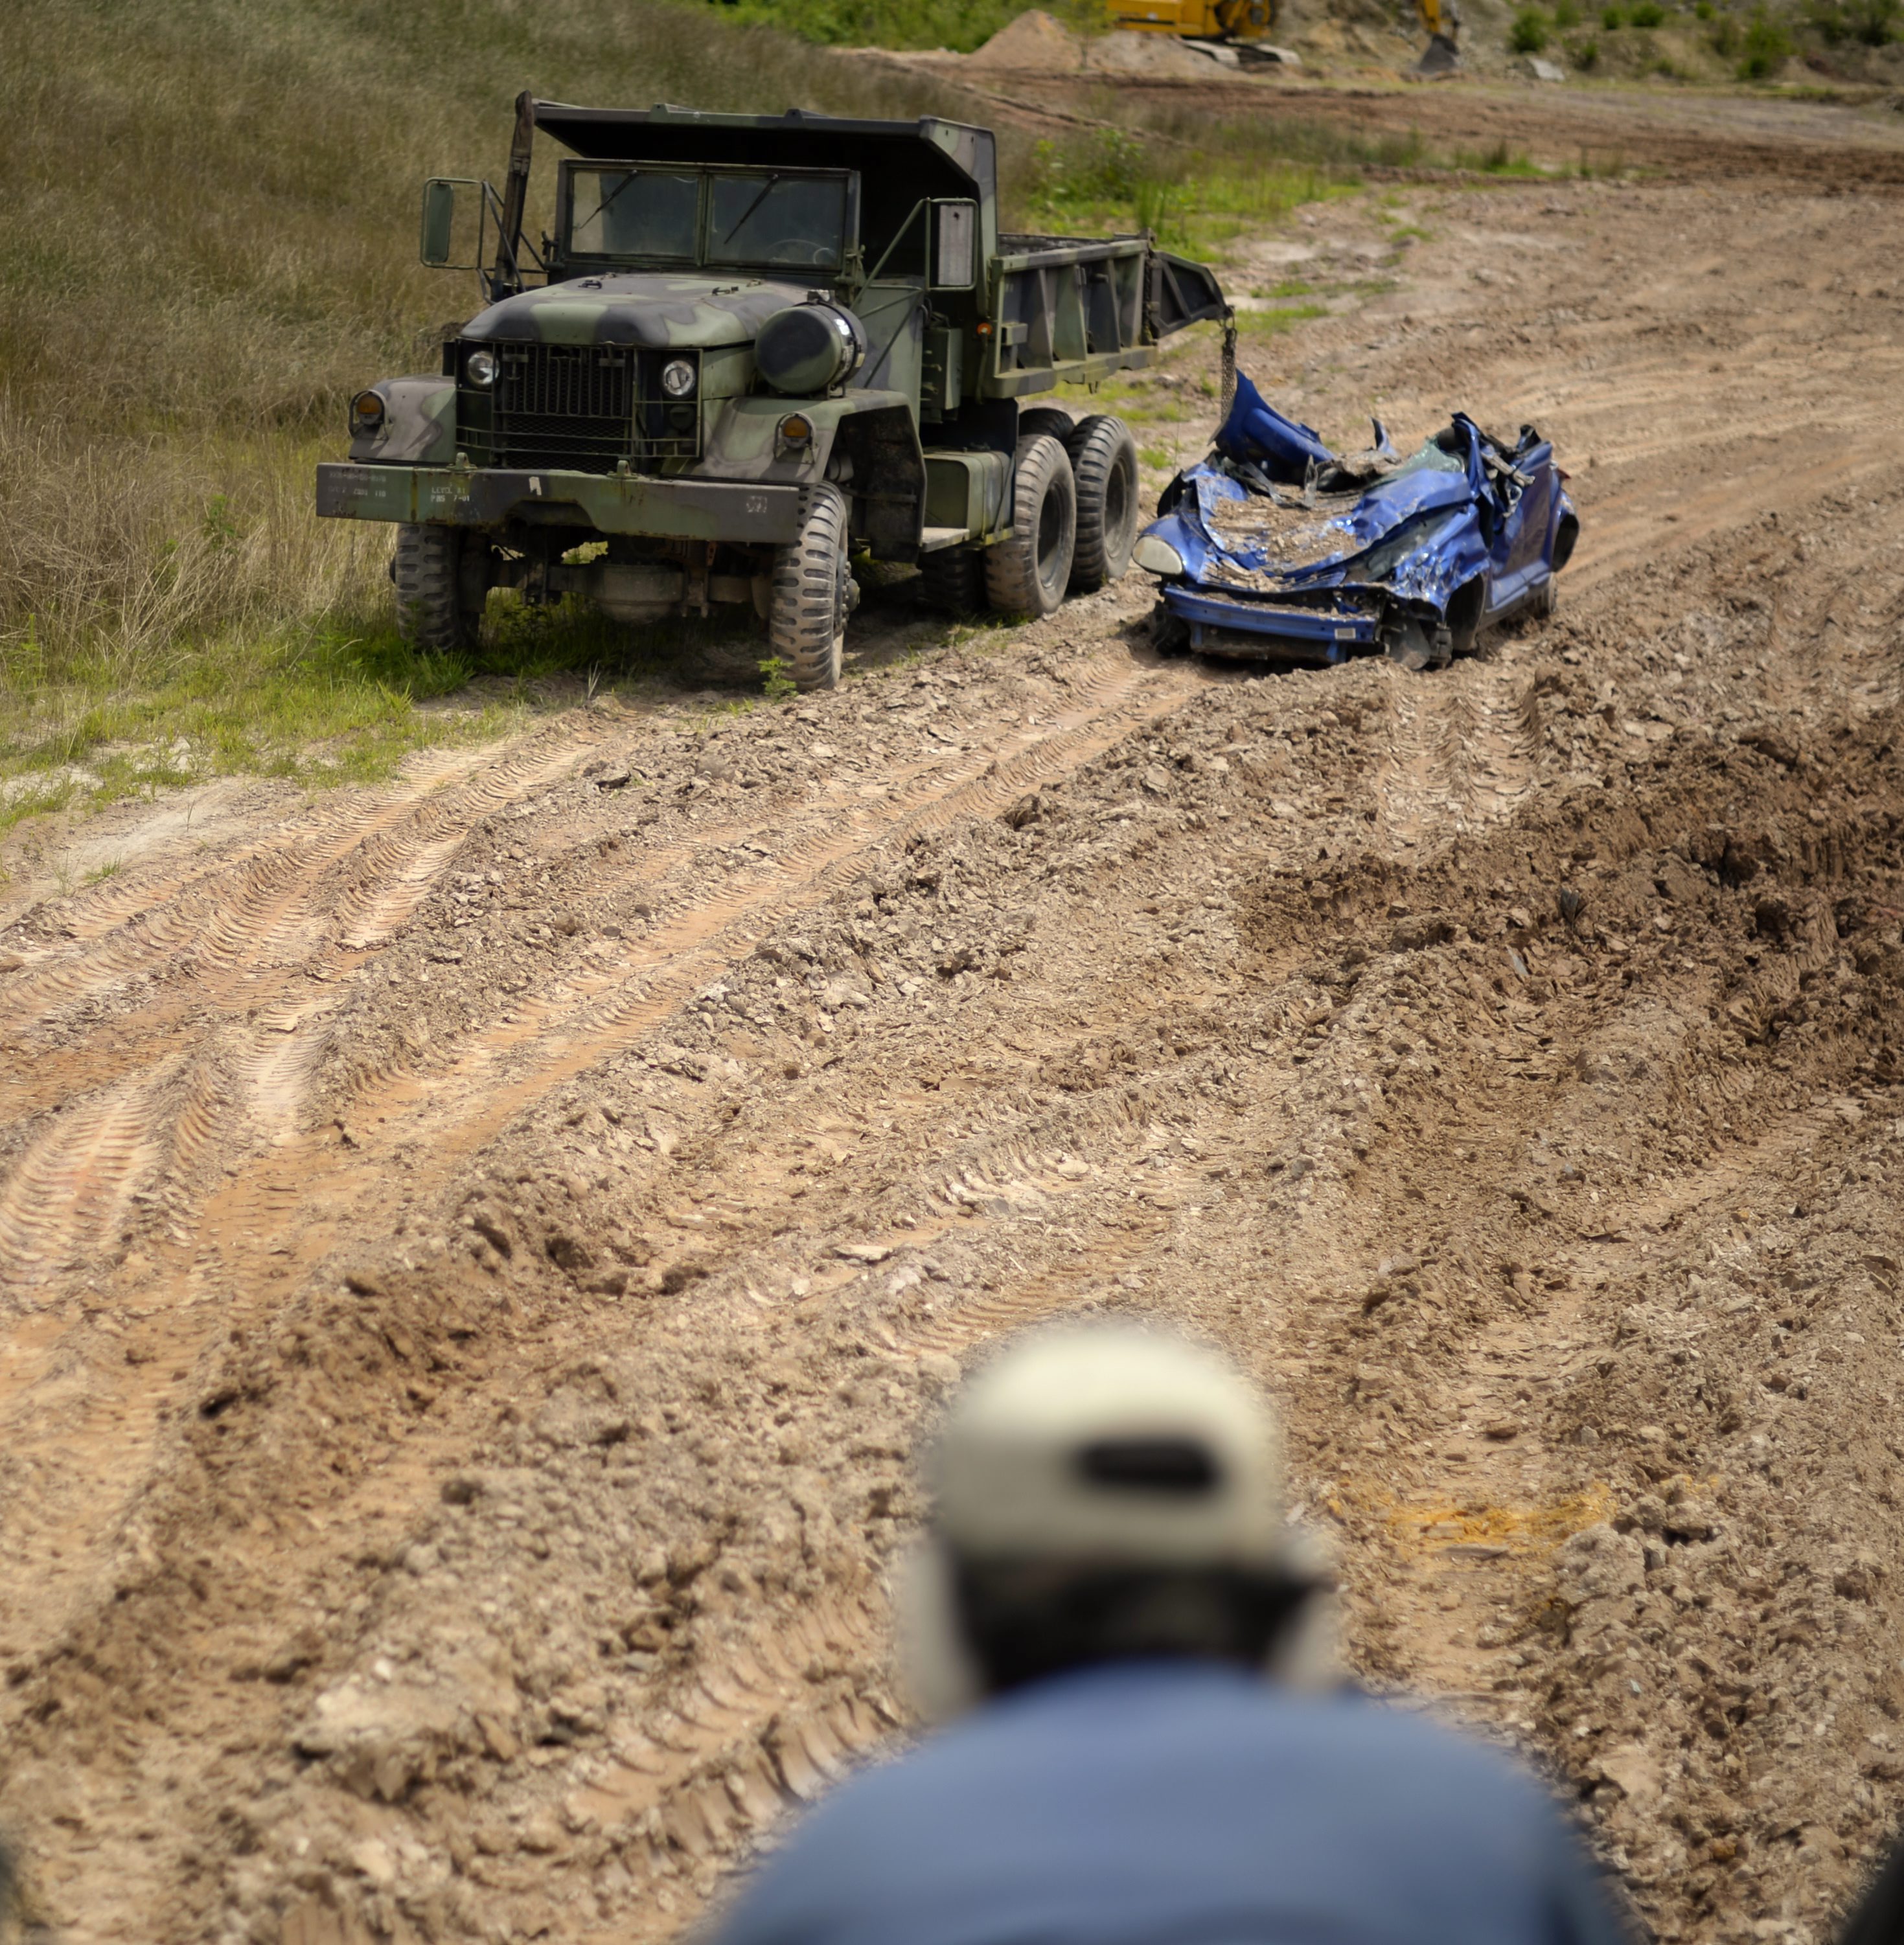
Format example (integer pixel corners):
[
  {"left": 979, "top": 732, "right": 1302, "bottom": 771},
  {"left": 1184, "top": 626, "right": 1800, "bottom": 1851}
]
[{"left": 713, "top": 1663, "right": 1629, "bottom": 1945}]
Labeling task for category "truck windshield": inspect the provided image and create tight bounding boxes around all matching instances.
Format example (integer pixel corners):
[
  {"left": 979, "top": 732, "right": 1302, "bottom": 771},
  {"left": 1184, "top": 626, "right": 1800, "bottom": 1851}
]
[
  {"left": 564, "top": 168, "right": 849, "bottom": 273},
  {"left": 569, "top": 170, "right": 700, "bottom": 260}
]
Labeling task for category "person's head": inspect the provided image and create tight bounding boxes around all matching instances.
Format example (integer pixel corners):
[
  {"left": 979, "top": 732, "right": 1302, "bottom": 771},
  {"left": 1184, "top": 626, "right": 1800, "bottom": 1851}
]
[{"left": 900, "top": 1322, "right": 1334, "bottom": 1718}]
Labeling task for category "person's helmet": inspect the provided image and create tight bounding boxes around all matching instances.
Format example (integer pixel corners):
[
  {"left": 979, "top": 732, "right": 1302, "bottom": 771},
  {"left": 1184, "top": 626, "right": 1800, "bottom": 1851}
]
[{"left": 899, "top": 1323, "right": 1335, "bottom": 1718}]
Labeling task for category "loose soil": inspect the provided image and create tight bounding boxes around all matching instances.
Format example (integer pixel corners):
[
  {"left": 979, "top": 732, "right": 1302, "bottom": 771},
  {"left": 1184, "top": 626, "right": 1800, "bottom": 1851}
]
[{"left": 3, "top": 83, "right": 1904, "bottom": 1945}]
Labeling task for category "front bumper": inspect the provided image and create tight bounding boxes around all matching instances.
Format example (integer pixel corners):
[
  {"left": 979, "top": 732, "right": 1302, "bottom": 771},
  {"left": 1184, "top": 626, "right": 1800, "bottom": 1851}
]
[
  {"left": 314, "top": 462, "right": 806, "bottom": 545},
  {"left": 1161, "top": 583, "right": 1379, "bottom": 663}
]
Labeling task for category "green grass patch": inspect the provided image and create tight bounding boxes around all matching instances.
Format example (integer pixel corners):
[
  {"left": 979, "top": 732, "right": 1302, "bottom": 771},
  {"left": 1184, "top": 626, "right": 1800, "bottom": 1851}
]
[{"left": 1235, "top": 302, "right": 1331, "bottom": 336}]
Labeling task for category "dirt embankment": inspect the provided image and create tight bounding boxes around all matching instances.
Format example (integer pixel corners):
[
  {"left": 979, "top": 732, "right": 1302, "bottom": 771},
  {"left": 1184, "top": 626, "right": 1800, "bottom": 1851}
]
[{"left": 2, "top": 103, "right": 1903, "bottom": 1945}]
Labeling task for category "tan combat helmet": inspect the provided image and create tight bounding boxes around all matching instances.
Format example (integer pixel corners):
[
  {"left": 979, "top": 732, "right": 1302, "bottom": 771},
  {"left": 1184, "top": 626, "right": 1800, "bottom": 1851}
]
[{"left": 899, "top": 1323, "right": 1335, "bottom": 1718}]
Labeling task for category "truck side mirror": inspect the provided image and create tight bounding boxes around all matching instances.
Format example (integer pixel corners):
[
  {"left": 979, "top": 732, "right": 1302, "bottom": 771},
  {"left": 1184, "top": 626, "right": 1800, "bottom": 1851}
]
[
  {"left": 932, "top": 201, "right": 978, "bottom": 291},
  {"left": 419, "top": 178, "right": 487, "bottom": 269}
]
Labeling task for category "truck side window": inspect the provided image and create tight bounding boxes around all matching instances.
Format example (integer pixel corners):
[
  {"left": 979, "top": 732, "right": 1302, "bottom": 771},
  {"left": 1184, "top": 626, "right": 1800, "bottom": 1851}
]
[{"left": 569, "top": 170, "right": 699, "bottom": 260}]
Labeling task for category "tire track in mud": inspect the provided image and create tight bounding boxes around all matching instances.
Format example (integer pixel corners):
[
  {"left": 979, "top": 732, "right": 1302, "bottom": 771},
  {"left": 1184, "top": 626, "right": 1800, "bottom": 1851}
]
[
  {"left": 321, "top": 652, "right": 1205, "bottom": 1168},
  {"left": 0, "top": 728, "right": 619, "bottom": 1299},
  {"left": 0, "top": 647, "right": 1208, "bottom": 1681}
]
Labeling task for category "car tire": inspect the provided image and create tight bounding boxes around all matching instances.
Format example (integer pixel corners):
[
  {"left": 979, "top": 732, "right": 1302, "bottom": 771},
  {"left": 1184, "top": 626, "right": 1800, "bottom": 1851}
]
[
  {"left": 1533, "top": 574, "right": 1559, "bottom": 622},
  {"left": 769, "top": 484, "right": 853, "bottom": 691},
  {"left": 393, "top": 523, "right": 485, "bottom": 653},
  {"left": 1152, "top": 600, "right": 1191, "bottom": 657},
  {"left": 1065, "top": 415, "right": 1140, "bottom": 593},
  {"left": 985, "top": 435, "right": 1076, "bottom": 619},
  {"left": 919, "top": 545, "right": 989, "bottom": 617},
  {"left": 1018, "top": 407, "right": 1075, "bottom": 445}
]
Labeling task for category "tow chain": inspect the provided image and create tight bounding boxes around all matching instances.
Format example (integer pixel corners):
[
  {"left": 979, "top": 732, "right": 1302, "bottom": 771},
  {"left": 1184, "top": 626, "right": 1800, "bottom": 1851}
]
[{"left": 1220, "top": 307, "right": 1238, "bottom": 420}]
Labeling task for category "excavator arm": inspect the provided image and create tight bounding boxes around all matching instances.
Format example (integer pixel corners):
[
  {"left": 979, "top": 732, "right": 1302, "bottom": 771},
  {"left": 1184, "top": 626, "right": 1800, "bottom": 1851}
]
[{"left": 1413, "top": 0, "right": 1462, "bottom": 69}]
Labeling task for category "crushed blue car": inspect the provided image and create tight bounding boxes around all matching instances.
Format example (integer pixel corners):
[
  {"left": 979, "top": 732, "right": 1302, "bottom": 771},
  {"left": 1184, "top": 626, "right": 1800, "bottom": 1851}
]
[{"left": 1132, "top": 374, "right": 1579, "bottom": 669}]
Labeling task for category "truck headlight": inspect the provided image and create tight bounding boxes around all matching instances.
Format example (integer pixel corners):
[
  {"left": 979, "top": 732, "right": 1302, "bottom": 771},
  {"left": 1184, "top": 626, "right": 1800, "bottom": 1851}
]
[
  {"left": 350, "top": 390, "right": 385, "bottom": 431},
  {"left": 661, "top": 358, "right": 696, "bottom": 399},
  {"left": 1134, "top": 534, "right": 1186, "bottom": 577},
  {"left": 466, "top": 348, "right": 497, "bottom": 388}
]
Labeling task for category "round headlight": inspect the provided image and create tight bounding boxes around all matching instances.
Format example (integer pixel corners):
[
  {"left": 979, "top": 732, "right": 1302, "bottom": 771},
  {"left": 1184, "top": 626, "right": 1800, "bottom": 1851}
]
[
  {"left": 661, "top": 358, "right": 696, "bottom": 399},
  {"left": 1133, "top": 533, "right": 1186, "bottom": 578},
  {"left": 466, "top": 348, "right": 497, "bottom": 388},
  {"left": 350, "top": 389, "right": 385, "bottom": 429},
  {"left": 755, "top": 302, "right": 865, "bottom": 396}
]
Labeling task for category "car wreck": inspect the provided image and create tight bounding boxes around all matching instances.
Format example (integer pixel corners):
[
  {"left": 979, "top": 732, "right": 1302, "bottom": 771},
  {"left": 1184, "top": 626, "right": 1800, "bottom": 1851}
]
[{"left": 1133, "top": 373, "right": 1579, "bottom": 669}]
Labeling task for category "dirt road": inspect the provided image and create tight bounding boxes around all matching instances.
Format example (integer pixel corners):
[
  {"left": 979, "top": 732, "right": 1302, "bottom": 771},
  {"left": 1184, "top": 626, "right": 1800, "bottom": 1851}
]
[{"left": 3, "top": 87, "right": 1903, "bottom": 1945}]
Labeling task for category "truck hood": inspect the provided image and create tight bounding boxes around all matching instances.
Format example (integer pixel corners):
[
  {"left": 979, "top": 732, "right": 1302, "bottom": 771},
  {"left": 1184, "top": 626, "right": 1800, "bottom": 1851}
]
[{"left": 463, "top": 273, "right": 813, "bottom": 348}]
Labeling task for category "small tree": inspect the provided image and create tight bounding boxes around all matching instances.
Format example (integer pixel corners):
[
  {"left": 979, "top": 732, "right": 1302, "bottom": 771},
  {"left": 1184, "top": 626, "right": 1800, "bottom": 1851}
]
[{"left": 1737, "top": 5, "right": 1793, "bottom": 73}]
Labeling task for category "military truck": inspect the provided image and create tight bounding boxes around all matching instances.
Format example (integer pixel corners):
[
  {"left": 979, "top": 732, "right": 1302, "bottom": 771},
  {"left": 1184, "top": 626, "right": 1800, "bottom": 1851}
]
[{"left": 315, "top": 95, "right": 1228, "bottom": 689}]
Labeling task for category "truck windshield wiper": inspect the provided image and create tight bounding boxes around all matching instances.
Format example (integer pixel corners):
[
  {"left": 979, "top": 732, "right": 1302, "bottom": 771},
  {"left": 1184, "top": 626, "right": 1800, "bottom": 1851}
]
[
  {"left": 722, "top": 173, "right": 782, "bottom": 247},
  {"left": 575, "top": 170, "right": 643, "bottom": 239}
]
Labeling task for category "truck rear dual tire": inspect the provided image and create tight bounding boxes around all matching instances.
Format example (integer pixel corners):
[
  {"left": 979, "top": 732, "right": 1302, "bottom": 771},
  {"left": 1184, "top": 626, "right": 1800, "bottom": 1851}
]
[
  {"left": 1015, "top": 411, "right": 1140, "bottom": 593},
  {"left": 1064, "top": 415, "right": 1140, "bottom": 593},
  {"left": 769, "top": 483, "right": 854, "bottom": 691},
  {"left": 985, "top": 434, "right": 1076, "bottom": 620},
  {"left": 393, "top": 523, "right": 488, "bottom": 654}
]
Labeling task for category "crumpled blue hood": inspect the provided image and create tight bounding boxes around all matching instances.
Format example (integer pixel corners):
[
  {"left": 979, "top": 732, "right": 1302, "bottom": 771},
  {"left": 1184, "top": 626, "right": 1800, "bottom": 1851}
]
[{"left": 1145, "top": 375, "right": 1516, "bottom": 614}]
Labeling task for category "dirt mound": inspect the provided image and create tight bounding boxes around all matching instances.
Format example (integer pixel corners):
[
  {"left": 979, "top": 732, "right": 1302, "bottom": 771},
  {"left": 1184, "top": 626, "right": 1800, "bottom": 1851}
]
[{"left": 964, "top": 8, "right": 1219, "bottom": 76}]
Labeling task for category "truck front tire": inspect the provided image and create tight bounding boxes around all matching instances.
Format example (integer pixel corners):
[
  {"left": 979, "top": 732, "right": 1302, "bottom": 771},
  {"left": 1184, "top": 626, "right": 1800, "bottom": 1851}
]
[
  {"left": 769, "top": 484, "right": 853, "bottom": 691},
  {"left": 1066, "top": 415, "right": 1140, "bottom": 593},
  {"left": 986, "top": 435, "right": 1076, "bottom": 620},
  {"left": 393, "top": 523, "right": 485, "bottom": 654}
]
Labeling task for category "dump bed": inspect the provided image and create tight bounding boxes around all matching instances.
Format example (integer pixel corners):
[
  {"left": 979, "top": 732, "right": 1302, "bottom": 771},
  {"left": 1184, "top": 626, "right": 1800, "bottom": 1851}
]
[{"left": 987, "top": 233, "right": 1226, "bottom": 394}]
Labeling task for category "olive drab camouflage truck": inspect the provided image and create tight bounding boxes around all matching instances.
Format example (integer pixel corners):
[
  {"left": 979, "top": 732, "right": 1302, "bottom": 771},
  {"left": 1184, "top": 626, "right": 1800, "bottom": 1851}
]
[{"left": 315, "top": 95, "right": 1229, "bottom": 690}]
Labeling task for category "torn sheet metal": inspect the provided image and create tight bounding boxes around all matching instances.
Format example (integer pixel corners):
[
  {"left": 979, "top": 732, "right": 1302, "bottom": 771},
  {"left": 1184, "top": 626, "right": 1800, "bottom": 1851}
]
[{"left": 1136, "top": 371, "right": 1578, "bottom": 667}]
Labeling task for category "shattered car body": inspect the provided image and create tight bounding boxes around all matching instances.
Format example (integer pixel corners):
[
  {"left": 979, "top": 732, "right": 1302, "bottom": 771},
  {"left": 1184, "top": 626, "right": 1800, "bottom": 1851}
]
[{"left": 1135, "top": 374, "right": 1579, "bottom": 668}]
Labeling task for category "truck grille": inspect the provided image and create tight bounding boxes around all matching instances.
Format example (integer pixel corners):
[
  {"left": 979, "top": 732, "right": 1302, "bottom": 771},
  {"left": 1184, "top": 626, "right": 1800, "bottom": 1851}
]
[{"left": 457, "top": 343, "right": 700, "bottom": 473}]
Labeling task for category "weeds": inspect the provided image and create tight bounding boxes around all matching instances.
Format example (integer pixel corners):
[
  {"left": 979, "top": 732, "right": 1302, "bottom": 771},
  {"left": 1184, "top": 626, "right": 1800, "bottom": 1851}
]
[
  {"left": 759, "top": 654, "right": 799, "bottom": 702},
  {"left": 1737, "top": 6, "right": 1796, "bottom": 70},
  {"left": 1511, "top": 7, "right": 1552, "bottom": 49},
  {"left": 1570, "top": 33, "right": 1603, "bottom": 61},
  {"left": 1629, "top": 1, "right": 1667, "bottom": 25},
  {"left": 1807, "top": 0, "right": 1899, "bottom": 42}
]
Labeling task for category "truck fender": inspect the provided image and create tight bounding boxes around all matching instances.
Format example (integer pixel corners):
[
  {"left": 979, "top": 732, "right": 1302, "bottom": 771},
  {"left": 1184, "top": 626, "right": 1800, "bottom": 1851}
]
[
  {"left": 832, "top": 405, "right": 926, "bottom": 562},
  {"left": 350, "top": 376, "right": 457, "bottom": 466}
]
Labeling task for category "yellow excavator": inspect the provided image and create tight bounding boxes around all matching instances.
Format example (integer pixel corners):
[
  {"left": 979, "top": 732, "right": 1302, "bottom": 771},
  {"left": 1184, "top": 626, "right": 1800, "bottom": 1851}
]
[{"left": 1105, "top": 0, "right": 1460, "bottom": 71}]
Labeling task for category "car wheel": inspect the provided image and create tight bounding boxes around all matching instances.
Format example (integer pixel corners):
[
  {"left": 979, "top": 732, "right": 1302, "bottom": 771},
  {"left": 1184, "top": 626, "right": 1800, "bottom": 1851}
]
[
  {"left": 1066, "top": 415, "right": 1140, "bottom": 593},
  {"left": 1152, "top": 600, "right": 1192, "bottom": 657},
  {"left": 393, "top": 523, "right": 485, "bottom": 653},
  {"left": 768, "top": 483, "right": 853, "bottom": 691},
  {"left": 985, "top": 435, "right": 1076, "bottom": 619},
  {"left": 919, "top": 545, "right": 988, "bottom": 617}
]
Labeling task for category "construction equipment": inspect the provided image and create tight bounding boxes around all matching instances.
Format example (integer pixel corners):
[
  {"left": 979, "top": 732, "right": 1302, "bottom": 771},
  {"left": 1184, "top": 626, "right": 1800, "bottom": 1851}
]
[
  {"left": 1412, "top": 0, "right": 1462, "bottom": 71},
  {"left": 1105, "top": 0, "right": 1287, "bottom": 65}
]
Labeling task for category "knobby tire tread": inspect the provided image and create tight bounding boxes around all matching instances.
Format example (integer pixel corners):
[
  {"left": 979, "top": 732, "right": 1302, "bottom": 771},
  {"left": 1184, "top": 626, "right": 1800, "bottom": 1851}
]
[
  {"left": 1066, "top": 415, "right": 1139, "bottom": 595},
  {"left": 985, "top": 435, "right": 1076, "bottom": 620},
  {"left": 770, "top": 484, "right": 851, "bottom": 692}
]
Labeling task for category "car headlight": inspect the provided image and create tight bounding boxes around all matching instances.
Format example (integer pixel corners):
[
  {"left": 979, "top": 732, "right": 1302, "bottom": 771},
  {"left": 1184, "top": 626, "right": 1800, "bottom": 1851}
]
[
  {"left": 466, "top": 348, "right": 497, "bottom": 388},
  {"left": 1133, "top": 533, "right": 1186, "bottom": 578},
  {"left": 661, "top": 358, "right": 696, "bottom": 399}
]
